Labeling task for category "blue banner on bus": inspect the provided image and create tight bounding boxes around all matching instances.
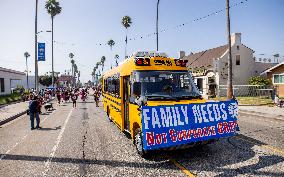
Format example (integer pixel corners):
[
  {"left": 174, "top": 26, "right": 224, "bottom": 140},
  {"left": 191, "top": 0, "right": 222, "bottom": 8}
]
[{"left": 141, "top": 100, "right": 238, "bottom": 150}]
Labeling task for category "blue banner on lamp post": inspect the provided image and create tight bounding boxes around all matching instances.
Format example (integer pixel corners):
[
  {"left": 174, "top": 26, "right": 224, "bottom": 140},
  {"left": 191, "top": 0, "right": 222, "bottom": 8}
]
[{"left": 38, "top": 43, "right": 45, "bottom": 61}]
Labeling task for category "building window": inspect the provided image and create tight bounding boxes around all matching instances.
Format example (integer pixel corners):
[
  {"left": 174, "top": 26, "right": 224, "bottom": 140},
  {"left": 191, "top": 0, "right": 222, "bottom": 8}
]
[
  {"left": 273, "top": 74, "right": 284, "bottom": 84},
  {"left": 237, "top": 45, "right": 240, "bottom": 50},
  {"left": 0, "top": 78, "right": 4, "bottom": 93},
  {"left": 236, "top": 55, "right": 240, "bottom": 65}
]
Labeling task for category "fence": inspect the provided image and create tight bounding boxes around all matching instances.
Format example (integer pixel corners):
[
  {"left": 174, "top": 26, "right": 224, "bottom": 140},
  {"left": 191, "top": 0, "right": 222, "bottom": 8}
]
[{"left": 214, "top": 85, "right": 274, "bottom": 105}]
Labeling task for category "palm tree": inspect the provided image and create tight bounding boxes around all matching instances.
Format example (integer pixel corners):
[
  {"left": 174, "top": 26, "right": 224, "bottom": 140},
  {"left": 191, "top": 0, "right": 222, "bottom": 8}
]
[
  {"left": 107, "top": 39, "right": 115, "bottom": 70},
  {"left": 73, "top": 63, "right": 78, "bottom": 86},
  {"left": 107, "top": 39, "right": 115, "bottom": 51},
  {"left": 24, "top": 52, "right": 31, "bottom": 89},
  {"left": 77, "top": 71, "right": 80, "bottom": 85},
  {"left": 92, "top": 66, "right": 98, "bottom": 83},
  {"left": 45, "top": 0, "right": 62, "bottom": 87},
  {"left": 74, "top": 64, "right": 78, "bottom": 74},
  {"left": 100, "top": 56, "right": 106, "bottom": 71},
  {"left": 69, "top": 53, "right": 75, "bottom": 86},
  {"left": 121, "top": 16, "right": 132, "bottom": 59},
  {"left": 115, "top": 54, "right": 119, "bottom": 67},
  {"left": 96, "top": 62, "right": 100, "bottom": 69},
  {"left": 226, "top": 0, "right": 233, "bottom": 99}
]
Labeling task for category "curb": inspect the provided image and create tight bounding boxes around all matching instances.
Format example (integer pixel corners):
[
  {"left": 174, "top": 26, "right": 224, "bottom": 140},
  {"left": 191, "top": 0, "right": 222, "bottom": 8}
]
[
  {"left": 0, "top": 109, "right": 27, "bottom": 126},
  {"left": 0, "top": 100, "right": 24, "bottom": 109},
  {"left": 0, "top": 98, "right": 56, "bottom": 126}
]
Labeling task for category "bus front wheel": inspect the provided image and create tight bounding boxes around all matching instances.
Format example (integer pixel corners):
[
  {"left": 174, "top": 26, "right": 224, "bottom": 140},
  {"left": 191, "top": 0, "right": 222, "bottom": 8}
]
[{"left": 134, "top": 128, "right": 147, "bottom": 157}]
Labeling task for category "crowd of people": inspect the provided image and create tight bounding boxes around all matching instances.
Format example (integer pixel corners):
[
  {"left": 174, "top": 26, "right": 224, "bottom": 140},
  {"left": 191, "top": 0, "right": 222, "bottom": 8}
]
[{"left": 27, "top": 85, "right": 102, "bottom": 130}]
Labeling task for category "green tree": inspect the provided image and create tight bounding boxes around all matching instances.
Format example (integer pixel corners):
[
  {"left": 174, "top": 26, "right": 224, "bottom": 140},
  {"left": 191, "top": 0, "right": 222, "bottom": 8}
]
[
  {"left": 248, "top": 76, "right": 270, "bottom": 86},
  {"left": 45, "top": 0, "right": 62, "bottom": 87},
  {"left": 121, "top": 16, "right": 132, "bottom": 59},
  {"left": 39, "top": 75, "right": 58, "bottom": 87}
]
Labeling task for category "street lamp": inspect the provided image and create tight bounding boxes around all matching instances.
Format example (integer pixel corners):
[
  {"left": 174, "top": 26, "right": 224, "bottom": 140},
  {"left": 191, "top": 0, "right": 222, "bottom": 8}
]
[
  {"left": 34, "top": 0, "right": 51, "bottom": 91},
  {"left": 35, "top": 0, "right": 38, "bottom": 91}
]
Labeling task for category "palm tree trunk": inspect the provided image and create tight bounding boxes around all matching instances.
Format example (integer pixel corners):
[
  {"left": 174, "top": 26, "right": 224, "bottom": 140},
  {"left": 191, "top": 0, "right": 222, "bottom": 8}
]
[
  {"left": 71, "top": 64, "right": 74, "bottom": 87},
  {"left": 226, "top": 0, "right": 233, "bottom": 99},
  {"left": 26, "top": 57, "right": 29, "bottom": 89},
  {"left": 125, "top": 29, "right": 128, "bottom": 59},
  {"left": 51, "top": 16, "right": 54, "bottom": 87}
]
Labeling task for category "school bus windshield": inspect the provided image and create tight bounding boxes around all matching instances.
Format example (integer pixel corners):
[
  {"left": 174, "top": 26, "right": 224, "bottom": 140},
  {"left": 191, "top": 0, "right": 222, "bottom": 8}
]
[{"left": 132, "top": 70, "right": 201, "bottom": 100}]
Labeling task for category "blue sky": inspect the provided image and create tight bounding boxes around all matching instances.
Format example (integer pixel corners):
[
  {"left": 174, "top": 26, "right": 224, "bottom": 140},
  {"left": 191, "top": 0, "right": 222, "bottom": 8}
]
[{"left": 0, "top": 0, "right": 284, "bottom": 82}]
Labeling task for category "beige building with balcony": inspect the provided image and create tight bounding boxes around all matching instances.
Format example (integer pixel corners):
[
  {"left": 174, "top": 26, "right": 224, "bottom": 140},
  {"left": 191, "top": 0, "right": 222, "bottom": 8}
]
[{"left": 181, "top": 33, "right": 275, "bottom": 96}]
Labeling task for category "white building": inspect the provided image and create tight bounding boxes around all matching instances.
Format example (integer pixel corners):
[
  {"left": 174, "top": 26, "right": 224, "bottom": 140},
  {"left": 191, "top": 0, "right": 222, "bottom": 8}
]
[
  {"left": 181, "top": 33, "right": 276, "bottom": 96},
  {"left": 0, "top": 67, "right": 25, "bottom": 95}
]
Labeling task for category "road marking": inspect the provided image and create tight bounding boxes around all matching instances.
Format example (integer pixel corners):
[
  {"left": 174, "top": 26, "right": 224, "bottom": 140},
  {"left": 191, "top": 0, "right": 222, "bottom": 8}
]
[
  {"left": 168, "top": 157, "right": 195, "bottom": 177},
  {"left": 0, "top": 111, "right": 55, "bottom": 161},
  {"left": 0, "top": 134, "right": 27, "bottom": 160},
  {"left": 43, "top": 108, "right": 73, "bottom": 176},
  {"left": 235, "top": 136, "right": 284, "bottom": 156}
]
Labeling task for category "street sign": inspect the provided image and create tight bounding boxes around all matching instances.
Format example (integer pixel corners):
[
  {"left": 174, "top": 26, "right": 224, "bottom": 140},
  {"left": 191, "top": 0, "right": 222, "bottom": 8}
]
[{"left": 38, "top": 43, "right": 45, "bottom": 61}]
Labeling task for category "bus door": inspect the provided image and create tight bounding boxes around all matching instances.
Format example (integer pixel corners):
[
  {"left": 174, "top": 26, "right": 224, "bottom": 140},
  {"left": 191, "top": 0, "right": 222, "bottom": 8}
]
[{"left": 123, "top": 76, "right": 130, "bottom": 131}]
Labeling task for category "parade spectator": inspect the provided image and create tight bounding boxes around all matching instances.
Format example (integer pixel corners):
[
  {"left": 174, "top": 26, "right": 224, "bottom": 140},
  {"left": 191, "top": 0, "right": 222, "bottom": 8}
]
[{"left": 28, "top": 96, "right": 41, "bottom": 130}]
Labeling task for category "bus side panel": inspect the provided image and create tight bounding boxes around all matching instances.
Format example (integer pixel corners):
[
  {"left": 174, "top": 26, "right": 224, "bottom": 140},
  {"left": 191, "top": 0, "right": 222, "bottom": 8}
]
[
  {"left": 104, "top": 94, "right": 123, "bottom": 130},
  {"left": 129, "top": 103, "right": 142, "bottom": 139},
  {"left": 110, "top": 103, "right": 123, "bottom": 130}
]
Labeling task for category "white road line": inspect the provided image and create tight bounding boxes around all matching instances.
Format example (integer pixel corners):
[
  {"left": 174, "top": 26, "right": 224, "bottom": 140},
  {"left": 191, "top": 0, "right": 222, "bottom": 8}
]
[
  {"left": 0, "top": 109, "right": 56, "bottom": 161},
  {"left": 0, "top": 134, "right": 27, "bottom": 160},
  {"left": 43, "top": 108, "right": 74, "bottom": 176}
]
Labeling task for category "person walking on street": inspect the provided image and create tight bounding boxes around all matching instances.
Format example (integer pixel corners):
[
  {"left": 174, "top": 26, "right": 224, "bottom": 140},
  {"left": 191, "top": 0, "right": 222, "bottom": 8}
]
[
  {"left": 29, "top": 96, "right": 41, "bottom": 130},
  {"left": 56, "top": 89, "right": 61, "bottom": 105},
  {"left": 93, "top": 88, "right": 100, "bottom": 107},
  {"left": 71, "top": 92, "right": 78, "bottom": 108}
]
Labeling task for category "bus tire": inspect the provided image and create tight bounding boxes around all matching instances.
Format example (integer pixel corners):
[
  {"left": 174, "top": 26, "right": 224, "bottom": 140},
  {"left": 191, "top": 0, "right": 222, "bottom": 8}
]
[
  {"left": 107, "top": 106, "right": 112, "bottom": 122},
  {"left": 134, "top": 128, "right": 147, "bottom": 157}
]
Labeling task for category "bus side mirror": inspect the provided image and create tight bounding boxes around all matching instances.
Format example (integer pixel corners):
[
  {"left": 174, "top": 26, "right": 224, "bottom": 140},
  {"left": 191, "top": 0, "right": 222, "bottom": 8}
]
[{"left": 133, "top": 82, "right": 141, "bottom": 96}]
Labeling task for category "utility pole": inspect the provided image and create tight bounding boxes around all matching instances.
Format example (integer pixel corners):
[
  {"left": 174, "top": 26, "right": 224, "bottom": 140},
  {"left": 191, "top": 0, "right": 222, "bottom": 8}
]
[
  {"left": 35, "top": 0, "right": 39, "bottom": 91},
  {"left": 226, "top": 0, "right": 233, "bottom": 99},
  {"left": 51, "top": 16, "right": 55, "bottom": 87},
  {"left": 156, "top": 0, "right": 160, "bottom": 51}
]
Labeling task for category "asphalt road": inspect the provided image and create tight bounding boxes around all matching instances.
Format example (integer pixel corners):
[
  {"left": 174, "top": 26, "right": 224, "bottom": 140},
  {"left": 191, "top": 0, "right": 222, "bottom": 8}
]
[{"left": 0, "top": 99, "right": 284, "bottom": 177}]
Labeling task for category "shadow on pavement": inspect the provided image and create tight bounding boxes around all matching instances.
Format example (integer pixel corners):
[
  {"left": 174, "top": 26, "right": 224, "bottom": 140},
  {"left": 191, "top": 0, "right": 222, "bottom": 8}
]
[
  {"left": 1, "top": 134, "right": 283, "bottom": 176},
  {"left": 0, "top": 153, "right": 175, "bottom": 170},
  {"left": 37, "top": 126, "right": 61, "bottom": 131},
  {"left": 145, "top": 134, "right": 284, "bottom": 177}
]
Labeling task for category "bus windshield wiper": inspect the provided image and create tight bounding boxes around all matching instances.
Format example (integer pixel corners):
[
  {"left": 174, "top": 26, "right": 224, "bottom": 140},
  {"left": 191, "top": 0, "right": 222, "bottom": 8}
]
[
  {"left": 176, "top": 95, "right": 202, "bottom": 100},
  {"left": 145, "top": 94, "right": 177, "bottom": 100}
]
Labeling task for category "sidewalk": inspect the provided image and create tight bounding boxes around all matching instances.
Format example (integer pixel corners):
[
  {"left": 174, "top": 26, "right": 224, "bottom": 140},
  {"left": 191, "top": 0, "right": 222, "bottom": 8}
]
[
  {"left": 239, "top": 105, "right": 284, "bottom": 120},
  {"left": 0, "top": 101, "right": 28, "bottom": 125}
]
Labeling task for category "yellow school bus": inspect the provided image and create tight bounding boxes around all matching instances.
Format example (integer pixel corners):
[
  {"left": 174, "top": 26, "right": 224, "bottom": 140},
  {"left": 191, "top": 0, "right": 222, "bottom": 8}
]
[{"left": 102, "top": 51, "right": 210, "bottom": 155}]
